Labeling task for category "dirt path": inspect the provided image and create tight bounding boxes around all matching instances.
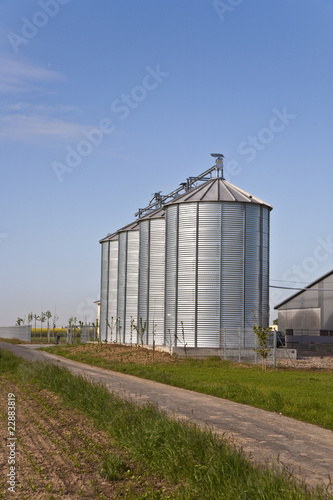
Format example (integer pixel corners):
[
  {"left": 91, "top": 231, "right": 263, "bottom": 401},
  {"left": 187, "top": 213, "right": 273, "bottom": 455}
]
[
  {"left": 1, "top": 342, "right": 333, "bottom": 495},
  {"left": 0, "top": 377, "right": 173, "bottom": 499}
]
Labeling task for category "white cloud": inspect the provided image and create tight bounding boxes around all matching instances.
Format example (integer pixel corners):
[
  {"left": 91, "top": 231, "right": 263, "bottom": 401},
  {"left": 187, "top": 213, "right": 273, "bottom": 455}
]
[
  {"left": 0, "top": 56, "right": 65, "bottom": 94},
  {"left": 0, "top": 114, "right": 91, "bottom": 142},
  {"left": 0, "top": 57, "right": 92, "bottom": 143}
]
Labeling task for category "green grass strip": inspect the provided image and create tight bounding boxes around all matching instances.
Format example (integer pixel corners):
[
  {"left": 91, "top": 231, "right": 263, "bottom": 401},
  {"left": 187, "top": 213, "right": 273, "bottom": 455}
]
[
  {"left": 1, "top": 349, "right": 330, "bottom": 499},
  {"left": 41, "top": 346, "right": 333, "bottom": 430}
]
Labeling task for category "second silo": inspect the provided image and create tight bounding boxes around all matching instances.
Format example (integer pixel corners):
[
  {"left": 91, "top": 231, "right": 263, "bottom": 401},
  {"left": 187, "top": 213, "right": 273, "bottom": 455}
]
[{"left": 138, "top": 207, "right": 166, "bottom": 345}]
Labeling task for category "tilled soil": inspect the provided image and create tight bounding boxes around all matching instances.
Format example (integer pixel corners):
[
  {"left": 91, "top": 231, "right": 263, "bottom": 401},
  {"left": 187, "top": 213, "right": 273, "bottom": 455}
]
[
  {"left": 0, "top": 377, "right": 172, "bottom": 499},
  {"left": 70, "top": 343, "right": 177, "bottom": 365}
]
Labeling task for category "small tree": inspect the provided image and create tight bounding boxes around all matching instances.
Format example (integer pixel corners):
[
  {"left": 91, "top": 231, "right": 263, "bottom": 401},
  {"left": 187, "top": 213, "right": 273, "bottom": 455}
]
[
  {"left": 52, "top": 311, "right": 59, "bottom": 340},
  {"left": 252, "top": 324, "right": 272, "bottom": 371},
  {"left": 33, "top": 314, "right": 40, "bottom": 334},
  {"left": 151, "top": 320, "right": 157, "bottom": 362},
  {"left": 173, "top": 321, "right": 188, "bottom": 361},
  {"left": 107, "top": 316, "right": 115, "bottom": 343},
  {"left": 139, "top": 318, "right": 146, "bottom": 347},
  {"left": 40, "top": 312, "right": 46, "bottom": 338},
  {"left": 27, "top": 312, "right": 33, "bottom": 325},
  {"left": 16, "top": 317, "right": 24, "bottom": 326},
  {"left": 45, "top": 311, "right": 52, "bottom": 343}
]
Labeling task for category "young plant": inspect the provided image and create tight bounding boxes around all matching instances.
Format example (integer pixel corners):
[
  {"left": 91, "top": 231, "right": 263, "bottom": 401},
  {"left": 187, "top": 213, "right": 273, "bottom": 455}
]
[
  {"left": 174, "top": 322, "right": 188, "bottom": 360},
  {"left": 115, "top": 317, "right": 122, "bottom": 344},
  {"left": 252, "top": 324, "right": 272, "bottom": 371},
  {"left": 151, "top": 320, "right": 157, "bottom": 362},
  {"left": 138, "top": 318, "right": 147, "bottom": 347},
  {"left": 180, "top": 321, "right": 188, "bottom": 359},
  {"left": 130, "top": 317, "right": 135, "bottom": 346},
  {"left": 107, "top": 316, "right": 115, "bottom": 343},
  {"left": 165, "top": 328, "right": 174, "bottom": 355}
]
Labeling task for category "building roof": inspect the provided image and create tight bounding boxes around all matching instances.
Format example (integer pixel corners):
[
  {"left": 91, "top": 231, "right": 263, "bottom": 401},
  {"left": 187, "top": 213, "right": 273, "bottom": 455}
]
[
  {"left": 164, "top": 177, "right": 273, "bottom": 209},
  {"left": 274, "top": 268, "right": 333, "bottom": 309}
]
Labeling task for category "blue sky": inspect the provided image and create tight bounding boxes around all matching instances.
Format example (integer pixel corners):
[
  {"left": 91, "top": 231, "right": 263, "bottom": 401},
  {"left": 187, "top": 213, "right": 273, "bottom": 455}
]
[{"left": 1, "top": 0, "right": 333, "bottom": 326}]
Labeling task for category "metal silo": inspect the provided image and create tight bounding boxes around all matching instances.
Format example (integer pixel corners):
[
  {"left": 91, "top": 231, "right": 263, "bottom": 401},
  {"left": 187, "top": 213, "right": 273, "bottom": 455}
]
[
  {"left": 99, "top": 231, "right": 119, "bottom": 342},
  {"left": 116, "top": 222, "right": 139, "bottom": 343},
  {"left": 99, "top": 238, "right": 110, "bottom": 342},
  {"left": 137, "top": 207, "right": 166, "bottom": 345},
  {"left": 163, "top": 169, "right": 272, "bottom": 349},
  {"left": 100, "top": 154, "right": 272, "bottom": 353},
  {"left": 99, "top": 220, "right": 139, "bottom": 343}
]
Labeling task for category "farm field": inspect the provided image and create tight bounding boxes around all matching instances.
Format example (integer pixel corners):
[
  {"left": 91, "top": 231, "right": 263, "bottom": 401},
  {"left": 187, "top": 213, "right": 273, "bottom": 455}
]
[
  {"left": 0, "top": 378, "right": 171, "bottom": 499},
  {"left": 41, "top": 343, "right": 333, "bottom": 430},
  {"left": 0, "top": 348, "right": 329, "bottom": 500}
]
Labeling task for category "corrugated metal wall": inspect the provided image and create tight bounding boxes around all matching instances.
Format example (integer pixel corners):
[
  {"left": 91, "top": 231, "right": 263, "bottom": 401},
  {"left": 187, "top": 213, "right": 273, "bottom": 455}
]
[
  {"left": 261, "top": 207, "right": 270, "bottom": 329},
  {"left": 117, "top": 232, "right": 127, "bottom": 342},
  {"left": 149, "top": 218, "right": 165, "bottom": 344},
  {"left": 177, "top": 203, "right": 197, "bottom": 347},
  {"left": 164, "top": 202, "right": 270, "bottom": 348},
  {"left": 138, "top": 220, "right": 149, "bottom": 343},
  {"left": 125, "top": 231, "right": 139, "bottom": 343},
  {"left": 99, "top": 241, "right": 109, "bottom": 341},
  {"left": 197, "top": 204, "right": 221, "bottom": 347},
  {"left": 164, "top": 205, "right": 178, "bottom": 347},
  {"left": 244, "top": 204, "right": 261, "bottom": 347},
  {"left": 117, "top": 230, "right": 139, "bottom": 343},
  {"left": 107, "top": 239, "right": 118, "bottom": 342},
  {"left": 138, "top": 218, "right": 165, "bottom": 344},
  {"left": 220, "top": 203, "right": 244, "bottom": 347}
]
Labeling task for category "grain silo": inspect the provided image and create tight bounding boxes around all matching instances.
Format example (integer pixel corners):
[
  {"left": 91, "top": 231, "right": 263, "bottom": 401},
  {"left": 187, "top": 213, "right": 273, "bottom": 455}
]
[
  {"left": 99, "top": 155, "right": 272, "bottom": 352},
  {"left": 137, "top": 207, "right": 166, "bottom": 345},
  {"left": 163, "top": 175, "right": 271, "bottom": 349},
  {"left": 99, "top": 220, "right": 139, "bottom": 342}
]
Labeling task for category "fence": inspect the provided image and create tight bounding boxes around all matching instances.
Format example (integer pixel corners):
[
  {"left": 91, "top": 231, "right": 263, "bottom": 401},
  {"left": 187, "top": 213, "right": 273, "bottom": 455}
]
[
  {"left": 66, "top": 324, "right": 98, "bottom": 344},
  {"left": 81, "top": 325, "right": 98, "bottom": 344},
  {"left": 164, "top": 328, "right": 296, "bottom": 366},
  {"left": 0, "top": 325, "right": 31, "bottom": 342}
]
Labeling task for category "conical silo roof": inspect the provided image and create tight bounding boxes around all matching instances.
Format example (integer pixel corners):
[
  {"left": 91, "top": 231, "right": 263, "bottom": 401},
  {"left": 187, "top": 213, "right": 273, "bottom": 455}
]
[
  {"left": 99, "top": 220, "right": 139, "bottom": 243},
  {"left": 164, "top": 177, "right": 273, "bottom": 210},
  {"left": 138, "top": 206, "right": 165, "bottom": 220}
]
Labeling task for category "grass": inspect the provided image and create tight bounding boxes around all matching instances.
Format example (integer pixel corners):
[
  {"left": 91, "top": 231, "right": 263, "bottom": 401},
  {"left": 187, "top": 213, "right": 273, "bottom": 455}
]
[
  {"left": 0, "top": 348, "right": 330, "bottom": 499},
  {"left": 41, "top": 344, "right": 333, "bottom": 430}
]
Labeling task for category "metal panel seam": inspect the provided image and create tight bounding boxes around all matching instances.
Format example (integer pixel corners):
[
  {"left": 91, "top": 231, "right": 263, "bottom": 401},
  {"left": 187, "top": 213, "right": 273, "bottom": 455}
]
[
  {"left": 175, "top": 204, "right": 179, "bottom": 343},
  {"left": 195, "top": 202, "right": 199, "bottom": 347},
  {"left": 106, "top": 241, "right": 110, "bottom": 340},
  {"left": 146, "top": 219, "right": 151, "bottom": 344}
]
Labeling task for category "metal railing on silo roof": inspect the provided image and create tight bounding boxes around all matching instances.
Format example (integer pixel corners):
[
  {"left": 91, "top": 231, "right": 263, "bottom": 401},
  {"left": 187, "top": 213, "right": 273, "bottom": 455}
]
[{"left": 135, "top": 158, "right": 224, "bottom": 219}]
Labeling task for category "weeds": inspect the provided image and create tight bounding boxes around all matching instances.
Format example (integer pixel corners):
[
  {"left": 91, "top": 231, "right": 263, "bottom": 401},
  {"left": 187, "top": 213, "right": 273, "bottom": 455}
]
[
  {"left": 0, "top": 349, "right": 329, "bottom": 499},
  {"left": 40, "top": 345, "right": 333, "bottom": 431},
  {"left": 101, "top": 454, "right": 128, "bottom": 481}
]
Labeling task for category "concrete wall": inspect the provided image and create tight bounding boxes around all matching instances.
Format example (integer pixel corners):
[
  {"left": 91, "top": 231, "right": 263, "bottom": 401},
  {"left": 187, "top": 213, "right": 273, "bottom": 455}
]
[
  {"left": 152, "top": 345, "right": 297, "bottom": 363},
  {"left": 0, "top": 326, "right": 31, "bottom": 342}
]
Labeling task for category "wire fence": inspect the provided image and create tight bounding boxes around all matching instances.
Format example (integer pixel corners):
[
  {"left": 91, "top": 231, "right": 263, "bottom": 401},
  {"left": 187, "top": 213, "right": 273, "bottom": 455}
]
[{"left": 218, "top": 329, "right": 295, "bottom": 367}]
